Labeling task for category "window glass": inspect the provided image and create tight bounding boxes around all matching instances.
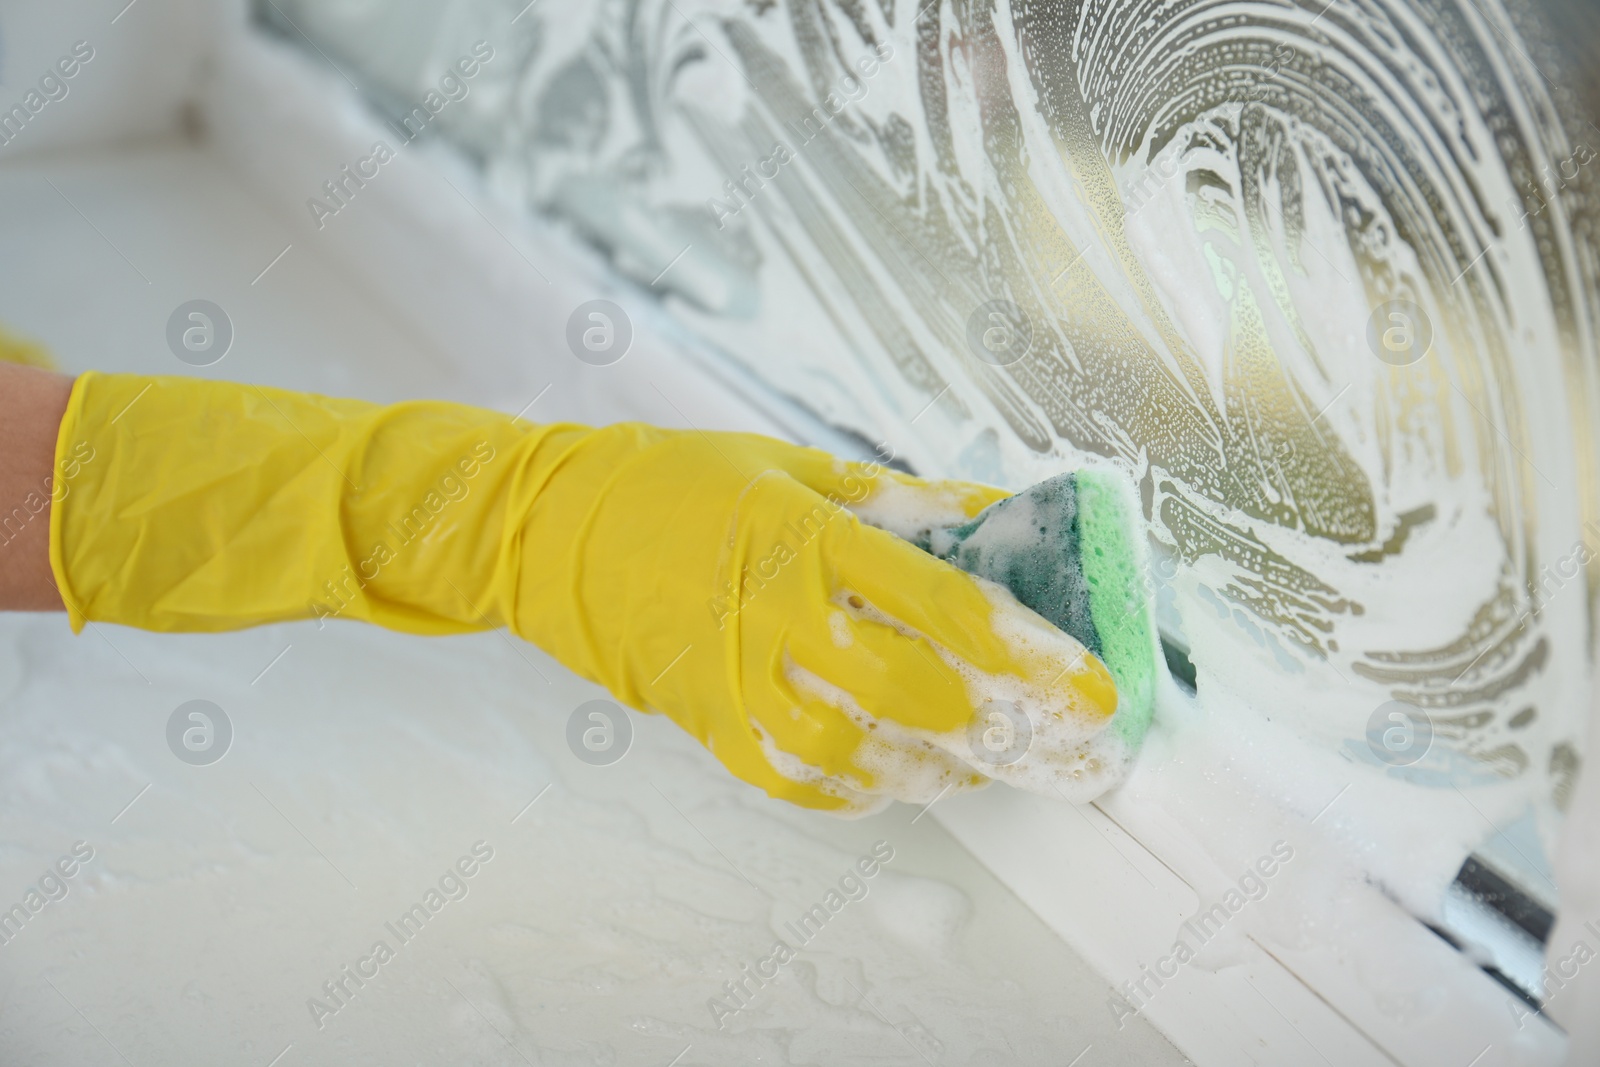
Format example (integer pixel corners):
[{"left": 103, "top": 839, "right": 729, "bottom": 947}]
[{"left": 259, "top": 0, "right": 1599, "bottom": 907}]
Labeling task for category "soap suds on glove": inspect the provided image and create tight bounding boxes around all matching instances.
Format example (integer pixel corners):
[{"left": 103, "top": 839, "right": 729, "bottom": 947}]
[{"left": 761, "top": 468, "right": 1160, "bottom": 813}]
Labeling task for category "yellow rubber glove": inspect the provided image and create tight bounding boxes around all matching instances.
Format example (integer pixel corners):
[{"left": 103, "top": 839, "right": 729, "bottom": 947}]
[{"left": 51, "top": 372, "right": 1118, "bottom": 812}]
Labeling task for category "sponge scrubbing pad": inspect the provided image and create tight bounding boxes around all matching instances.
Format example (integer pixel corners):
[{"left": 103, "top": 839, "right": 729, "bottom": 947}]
[{"left": 920, "top": 471, "right": 1158, "bottom": 761}]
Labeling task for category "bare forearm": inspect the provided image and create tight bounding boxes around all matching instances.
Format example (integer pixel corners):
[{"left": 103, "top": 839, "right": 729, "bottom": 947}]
[{"left": 0, "top": 363, "right": 72, "bottom": 611}]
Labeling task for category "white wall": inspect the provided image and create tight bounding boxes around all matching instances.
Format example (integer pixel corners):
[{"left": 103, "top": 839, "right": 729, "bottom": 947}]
[{"left": 0, "top": 0, "right": 216, "bottom": 160}]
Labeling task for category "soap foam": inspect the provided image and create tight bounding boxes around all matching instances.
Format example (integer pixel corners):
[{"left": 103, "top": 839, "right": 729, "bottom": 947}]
[
  {"left": 783, "top": 661, "right": 986, "bottom": 810},
  {"left": 769, "top": 581, "right": 1132, "bottom": 808},
  {"left": 850, "top": 475, "right": 986, "bottom": 546}
]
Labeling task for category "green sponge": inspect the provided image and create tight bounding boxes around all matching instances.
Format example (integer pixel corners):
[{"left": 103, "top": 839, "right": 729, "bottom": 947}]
[{"left": 918, "top": 471, "right": 1158, "bottom": 753}]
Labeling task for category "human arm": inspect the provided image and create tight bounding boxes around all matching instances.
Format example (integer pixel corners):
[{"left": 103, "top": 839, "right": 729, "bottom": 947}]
[
  {"left": 42, "top": 371, "right": 1120, "bottom": 811},
  {"left": 0, "top": 362, "right": 73, "bottom": 611}
]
